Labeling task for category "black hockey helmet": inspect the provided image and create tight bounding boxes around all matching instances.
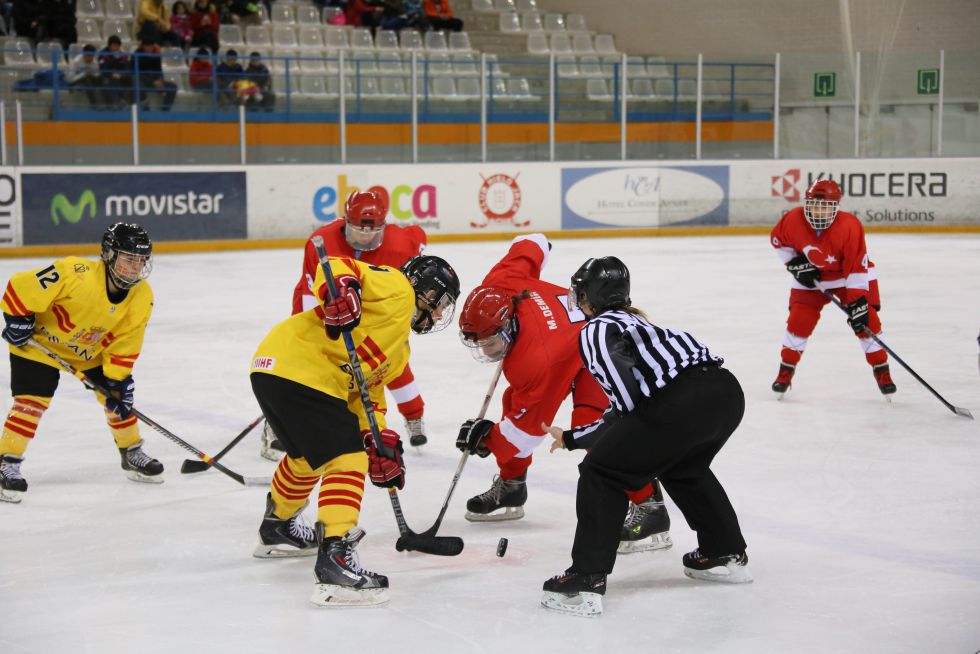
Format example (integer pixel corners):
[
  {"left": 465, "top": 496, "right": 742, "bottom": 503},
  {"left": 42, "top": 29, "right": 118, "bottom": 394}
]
[
  {"left": 101, "top": 222, "right": 153, "bottom": 289},
  {"left": 568, "top": 256, "right": 631, "bottom": 314},
  {"left": 401, "top": 255, "right": 460, "bottom": 334}
]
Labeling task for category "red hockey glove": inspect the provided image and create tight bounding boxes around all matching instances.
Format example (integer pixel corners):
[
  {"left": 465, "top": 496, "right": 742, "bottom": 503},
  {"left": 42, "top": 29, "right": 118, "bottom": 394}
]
[
  {"left": 362, "top": 429, "right": 406, "bottom": 490},
  {"left": 322, "top": 276, "right": 362, "bottom": 339}
]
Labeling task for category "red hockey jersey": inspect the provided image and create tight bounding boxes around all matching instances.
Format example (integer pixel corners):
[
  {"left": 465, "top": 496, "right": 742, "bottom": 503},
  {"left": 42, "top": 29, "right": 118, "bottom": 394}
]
[
  {"left": 483, "top": 234, "right": 604, "bottom": 459},
  {"left": 291, "top": 220, "right": 427, "bottom": 314},
  {"left": 770, "top": 207, "right": 876, "bottom": 303}
]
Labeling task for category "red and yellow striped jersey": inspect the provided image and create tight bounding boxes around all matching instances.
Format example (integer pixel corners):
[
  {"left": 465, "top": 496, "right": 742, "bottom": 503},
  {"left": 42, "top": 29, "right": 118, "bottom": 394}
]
[
  {"left": 250, "top": 257, "right": 415, "bottom": 430},
  {"left": 1, "top": 256, "right": 153, "bottom": 380}
]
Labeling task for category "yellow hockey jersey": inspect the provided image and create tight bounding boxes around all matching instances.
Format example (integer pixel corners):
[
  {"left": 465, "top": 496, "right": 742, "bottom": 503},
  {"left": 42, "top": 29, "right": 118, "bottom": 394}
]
[
  {"left": 250, "top": 257, "right": 414, "bottom": 430},
  {"left": 1, "top": 256, "right": 154, "bottom": 380}
]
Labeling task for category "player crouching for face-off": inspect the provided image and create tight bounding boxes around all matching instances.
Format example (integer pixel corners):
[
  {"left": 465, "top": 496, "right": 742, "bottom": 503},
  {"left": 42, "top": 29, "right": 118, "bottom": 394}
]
[
  {"left": 455, "top": 234, "right": 671, "bottom": 555},
  {"left": 0, "top": 222, "right": 161, "bottom": 503},
  {"left": 248, "top": 253, "right": 459, "bottom": 608},
  {"left": 542, "top": 257, "right": 751, "bottom": 618}
]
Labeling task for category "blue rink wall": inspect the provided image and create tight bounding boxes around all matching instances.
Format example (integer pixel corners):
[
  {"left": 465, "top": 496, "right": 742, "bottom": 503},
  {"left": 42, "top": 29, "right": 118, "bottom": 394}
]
[{"left": 1, "top": 157, "right": 979, "bottom": 254}]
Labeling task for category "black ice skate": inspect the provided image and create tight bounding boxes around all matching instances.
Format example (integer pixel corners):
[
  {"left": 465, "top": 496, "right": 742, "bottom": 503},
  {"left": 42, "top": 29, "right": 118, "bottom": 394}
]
[
  {"left": 259, "top": 420, "right": 285, "bottom": 461},
  {"left": 0, "top": 454, "right": 28, "bottom": 503},
  {"left": 405, "top": 418, "right": 427, "bottom": 448},
  {"left": 618, "top": 492, "right": 672, "bottom": 554},
  {"left": 310, "top": 526, "right": 389, "bottom": 608},
  {"left": 772, "top": 363, "right": 796, "bottom": 397},
  {"left": 873, "top": 363, "right": 897, "bottom": 398},
  {"left": 253, "top": 493, "right": 317, "bottom": 558},
  {"left": 465, "top": 474, "right": 527, "bottom": 522},
  {"left": 541, "top": 570, "right": 606, "bottom": 618},
  {"left": 683, "top": 549, "right": 753, "bottom": 584},
  {"left": 119, "top": 440, "right": 164, "bottom": 483}
]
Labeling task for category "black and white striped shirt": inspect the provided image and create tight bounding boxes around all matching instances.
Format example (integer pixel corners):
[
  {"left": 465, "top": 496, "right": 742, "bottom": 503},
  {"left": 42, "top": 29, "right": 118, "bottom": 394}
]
[{"left": 565, "top": 309, "right": 722, "bottom": 448}]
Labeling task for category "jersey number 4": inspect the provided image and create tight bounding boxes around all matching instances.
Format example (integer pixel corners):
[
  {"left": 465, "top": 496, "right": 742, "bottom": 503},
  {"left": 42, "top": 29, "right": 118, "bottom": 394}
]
[{"left": 35, "top": 265, "right": 60, "bottom": 290}]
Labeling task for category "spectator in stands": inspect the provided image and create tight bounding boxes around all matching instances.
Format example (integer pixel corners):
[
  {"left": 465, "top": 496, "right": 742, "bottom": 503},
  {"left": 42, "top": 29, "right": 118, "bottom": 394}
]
[
  {"left": 216, "top": 48, "right": 243, "bottom": 107},
  {"left": 190, "top": 0, "right": 220, "bottom": 53},
  {"left": 401, "top": 0, "right": 428, "bottom": 30},
  {"left": 137, "top": 0, "right": 183, "bottom": 47},
  {"left": 170, "top": 1, "right": 194, "bottom": 49},
  {"left": 21, "top": 0, "right": 76, "bottom": 47},
  {"left": 245, "top": 51, "right": 274, "bottom": 111},
  {"left": 423, "top": 0, "right": 461, "bottom": 32},
  {"left": 0, "top": 0, "right": 13, "bottom": 35},
  {"left": 133, "top": 38, "right": 178, "bottom": 111},
  {"left": 188, "top": 46, "right": 214, "bottom": 91},
  {"left": 99, "top": 35, "right": 132, "bottom": 108},
  {"left": 11, "top": 0, "right": 40, "bottom": 42},
  {"left": 218, "top": 0, "right": 261, "bottom": 27},
  {"left": 345, "top": 0, "right": 384, "bottom": 28},
  {"left": 67, "top": 43, "right": 104, "bottom": 108}
]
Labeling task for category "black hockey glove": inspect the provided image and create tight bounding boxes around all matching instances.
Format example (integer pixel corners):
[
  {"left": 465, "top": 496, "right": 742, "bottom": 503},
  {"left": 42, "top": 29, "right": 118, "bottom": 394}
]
[
  {"left": 846, "top": 296, "right": 870, "bottom": 334},
  {"left": 2, "top": 313, "right": 35, "bottom": 347},
  {"left": 786, "top": 255, "right": 820, "bottom": 289},
  {"left": 103, "top": 375, "right": 136, "bottom": 419},
  {"left": 456, "top": 419, "right": 493, "bottom": 458}
]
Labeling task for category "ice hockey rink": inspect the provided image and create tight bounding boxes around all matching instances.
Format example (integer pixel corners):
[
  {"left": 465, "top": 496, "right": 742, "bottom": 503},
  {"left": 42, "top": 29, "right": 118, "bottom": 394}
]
[{"left": 1, "top": 233, "right": 978, "bottom": 653}]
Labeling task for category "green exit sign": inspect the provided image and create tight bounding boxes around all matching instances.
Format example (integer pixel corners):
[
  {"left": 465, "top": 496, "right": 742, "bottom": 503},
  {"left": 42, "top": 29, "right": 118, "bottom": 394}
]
[
  {"left": 814, "top": 72, "right": 836, "bottom": 97},
  {"left": 917, "top": 68, "right": 940, "bottom": 95}
]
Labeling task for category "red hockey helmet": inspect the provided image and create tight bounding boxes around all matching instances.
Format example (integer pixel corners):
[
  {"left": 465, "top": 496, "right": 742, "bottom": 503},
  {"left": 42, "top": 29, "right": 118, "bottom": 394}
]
[
  {"left": 343, "top": 190, "right": 388, "bottom": 251},
  {"left": 803, "top": 179, "right": 842, "bottom": 230},
  {"left": 458, "top": 286, "right": 517, "bottom": 363}
]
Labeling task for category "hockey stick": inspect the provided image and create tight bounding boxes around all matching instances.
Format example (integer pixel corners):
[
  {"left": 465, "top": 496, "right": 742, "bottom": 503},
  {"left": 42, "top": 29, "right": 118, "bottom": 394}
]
[
  {"left": 312, "top": 236, "right": 463, "bottom": 556},
  {"left": 179, "top": 414, "right": 265, "bottom": 474},
  {"left": 815, "top": 285, "right": 973, "bottom": 419},
  {"left": 27, "top": 340, "right": 273, "bottom": 485},
  {"left": 397, "top": 358, "right": 504, "bottom": 549}
]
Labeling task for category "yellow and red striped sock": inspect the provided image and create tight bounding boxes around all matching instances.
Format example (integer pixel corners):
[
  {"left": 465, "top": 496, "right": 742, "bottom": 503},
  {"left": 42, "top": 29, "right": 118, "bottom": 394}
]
[
  {"left": 105, "top": 408, "right": 141, "bottom": 450},
  {"left": 317, "top": 451, "right": 369, "bottom": 538},
  {"left": 270, "top": 456, "right": 321, "bottom": 519},
  {"left": 0, "top": 395, "right": 51, "bottom": 457}
]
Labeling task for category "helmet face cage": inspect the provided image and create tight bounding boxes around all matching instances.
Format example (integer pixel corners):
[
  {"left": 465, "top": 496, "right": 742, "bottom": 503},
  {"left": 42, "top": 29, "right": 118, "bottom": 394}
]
[
  {"left": 402, "top": 256, "right": 460, "bottom": 334},
  {"left": 101, "top": 223, "right": 152, "bottom": 289},
  {"left": 803, "top": 180, "right": 842, "bottom": 230}
]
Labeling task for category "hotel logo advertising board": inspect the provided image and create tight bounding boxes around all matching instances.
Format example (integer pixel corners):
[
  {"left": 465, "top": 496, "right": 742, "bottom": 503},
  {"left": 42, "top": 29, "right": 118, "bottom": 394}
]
[
  {"left": 20, "top": 172, "right": 247, "bottom": 245},
  {"left": 561, "top": 166, "right": 730, "bottom": 229}
]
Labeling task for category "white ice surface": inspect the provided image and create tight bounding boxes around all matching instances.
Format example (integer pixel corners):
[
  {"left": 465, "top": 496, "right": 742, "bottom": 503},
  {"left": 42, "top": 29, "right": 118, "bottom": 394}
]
[{"left": 1, "top": 234, "right": 978, "bottom": 654}]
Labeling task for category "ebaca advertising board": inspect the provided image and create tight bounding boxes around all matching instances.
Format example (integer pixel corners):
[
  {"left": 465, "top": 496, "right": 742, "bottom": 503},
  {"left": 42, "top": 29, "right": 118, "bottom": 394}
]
[
  {"left": 21, "top": 172, "right": 247, "bottom": 245},
  {"left": 561, "top": 165, "right": 729, "bottom": 229}
]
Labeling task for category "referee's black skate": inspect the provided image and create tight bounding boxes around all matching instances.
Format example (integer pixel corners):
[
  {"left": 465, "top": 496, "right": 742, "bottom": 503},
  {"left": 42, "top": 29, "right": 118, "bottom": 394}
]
[
  {"left": 253, "top": 493, "right": 317, "bottom": 558},
  {"left": 119, "top": 440, "right": 164, "bottom": 483},
  {"left": 618, "top": 491, "right": 672, "bottom": 554},
  {"left": 465, "top": 474, "right": 527, "bottom": 521},
  {"left": 0, "top": 454, "right": 27, "bottom": 503},
  {"left": 683, "top": 549, "right": 753, "bottom": 583},
  {"left": 541, "top": 570, "right": 606, "bottom": 618},
  {"left": 311, "top": 527, "right": 389, "bottom": 608}
]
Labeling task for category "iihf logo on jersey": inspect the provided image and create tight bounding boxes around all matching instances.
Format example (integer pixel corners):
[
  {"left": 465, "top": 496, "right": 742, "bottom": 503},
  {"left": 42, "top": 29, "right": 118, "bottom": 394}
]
[
  {"left": 251, "top": 357, "right": 275, "bottom": 371},
  {"left": 771, "top": 169, "right": 801, "bottom": 202}
]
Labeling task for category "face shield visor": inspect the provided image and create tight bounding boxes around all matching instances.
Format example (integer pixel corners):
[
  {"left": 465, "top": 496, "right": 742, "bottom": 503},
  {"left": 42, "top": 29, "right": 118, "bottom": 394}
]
[
  {"left": 344, "top": 223, "right": 386, "bottom": 251},
  {"left": 459, "top": 327, "right": 514, "bottom": 363},
  {"left": 412, "top": 290, "right": 456, "bottom": 334}
]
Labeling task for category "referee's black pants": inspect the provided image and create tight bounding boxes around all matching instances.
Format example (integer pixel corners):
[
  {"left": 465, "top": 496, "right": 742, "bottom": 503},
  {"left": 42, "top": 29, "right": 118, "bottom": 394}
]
[{"left": 570, "top": 364, "right": 747, "bottom": 574}]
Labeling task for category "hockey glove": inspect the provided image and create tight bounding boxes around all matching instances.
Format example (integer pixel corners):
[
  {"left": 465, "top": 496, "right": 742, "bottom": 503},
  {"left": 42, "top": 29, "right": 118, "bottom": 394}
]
[
  {"left": 322, "top": 276, "right": 362, "bottom": 340},
  {"left": 363, "top": 429, "right": 406, "bottom": 490},
  {"left": 456, "top": 418, "right": 493, "bottom": 458},
  {"left": 2, "top": 313, "right": 35, "bottom": 347},
  {"left": 786, "top": 255, "right": 820, "bottom": 289},
  {"left": 846, "top": 296, "right": 870, "bottom": 334},
  {"left": 103, "top": 375, "right": 135, "bottom": 419}
]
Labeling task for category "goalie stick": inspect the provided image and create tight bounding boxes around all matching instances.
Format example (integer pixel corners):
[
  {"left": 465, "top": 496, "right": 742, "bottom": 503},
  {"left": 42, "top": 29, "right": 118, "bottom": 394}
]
[
  {"left": 815, "top": 284, "right": 973, "bottom": 420},
  {"left": 27, "top": 340, "right": 272, "bottom": 486},
  {"left": 312, "top": 236, "right": 464, "bottom": 557},
  {"left": 396, "top": 359, "right": 503, "bottom": 551},
  {"left": 180, "top": 414, "right": 265, "bottom": 474}
]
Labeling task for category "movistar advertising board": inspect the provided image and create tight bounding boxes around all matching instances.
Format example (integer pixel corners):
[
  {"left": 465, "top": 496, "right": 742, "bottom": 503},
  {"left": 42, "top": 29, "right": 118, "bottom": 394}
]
[{"left": 20, "top": 172, "right": 247, "bottom": 245}]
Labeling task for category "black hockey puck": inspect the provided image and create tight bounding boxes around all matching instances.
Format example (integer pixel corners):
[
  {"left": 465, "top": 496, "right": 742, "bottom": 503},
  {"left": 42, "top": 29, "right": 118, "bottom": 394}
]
[{"left": 496, "top": 537, "right": 508, "bottom": 557}]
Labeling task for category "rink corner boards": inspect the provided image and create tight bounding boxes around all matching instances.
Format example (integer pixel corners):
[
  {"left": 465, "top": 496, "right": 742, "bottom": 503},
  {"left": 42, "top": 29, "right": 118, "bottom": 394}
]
[{"left": 2, "top": 225, "right": 979, "bottom": 258}]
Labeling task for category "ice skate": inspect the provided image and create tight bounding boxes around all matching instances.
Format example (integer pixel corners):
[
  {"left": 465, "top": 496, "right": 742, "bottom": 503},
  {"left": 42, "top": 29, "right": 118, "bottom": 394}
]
[
  {"left": 405, "top": 417, "right": 427, "bottom": 448},
  {"left": 119, "top": 440, "right": 164, "bottom": 483},
  {"left": 0, "top": 454, "right": 28, "bottom": 503},
  {"left": 618, "top": 495, "right": 672, "bottom": 554},
  {"left": 683, "top": 549, "right": 753, "bottom": 584},
  {"left": 541, "top": 570, "right": 606, "bottom": 618},
  {"left": 771, "top": 363, "right": 795, "bottom": 398},
  {"left": 310, "top": 526, "right": 389, "bottom": 608},
  {"left": 259, "top": 420, "right": 285, "bottom": 461},
  {"left": 873, "top": 363, "right": 897, "bottom": 399},
  {"left": 253, "top": 493, "right": 317, "bottom": 558},
  {"left": 465, "top": 474, "right": 526, "bottom": 522}
]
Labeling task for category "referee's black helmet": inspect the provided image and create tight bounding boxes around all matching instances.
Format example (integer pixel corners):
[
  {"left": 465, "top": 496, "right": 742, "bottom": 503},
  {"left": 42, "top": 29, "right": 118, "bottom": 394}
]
[{"left": 569, "top": 256, "right": 631, "bottom": 314}]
